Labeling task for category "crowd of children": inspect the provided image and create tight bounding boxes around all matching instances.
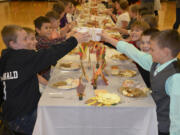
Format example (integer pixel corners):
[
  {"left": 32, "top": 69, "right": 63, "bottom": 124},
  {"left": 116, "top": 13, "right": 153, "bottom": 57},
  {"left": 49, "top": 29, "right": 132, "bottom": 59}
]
[{"left": 0, "top": 0, "right": 179, "bottom": 135}]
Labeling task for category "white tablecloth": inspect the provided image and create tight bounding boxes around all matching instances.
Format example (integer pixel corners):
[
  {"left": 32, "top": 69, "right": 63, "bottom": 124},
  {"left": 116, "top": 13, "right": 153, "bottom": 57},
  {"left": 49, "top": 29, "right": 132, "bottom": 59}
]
[{"left": 33, "top": 48, "right": 158, "bottom": 135}]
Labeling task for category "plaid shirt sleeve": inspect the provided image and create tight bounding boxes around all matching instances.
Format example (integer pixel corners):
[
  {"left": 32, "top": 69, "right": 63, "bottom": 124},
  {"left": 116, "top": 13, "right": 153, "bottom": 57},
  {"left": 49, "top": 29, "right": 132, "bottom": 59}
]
[{"left": 36, "top": 36, "right": 65, "bottom": 50}]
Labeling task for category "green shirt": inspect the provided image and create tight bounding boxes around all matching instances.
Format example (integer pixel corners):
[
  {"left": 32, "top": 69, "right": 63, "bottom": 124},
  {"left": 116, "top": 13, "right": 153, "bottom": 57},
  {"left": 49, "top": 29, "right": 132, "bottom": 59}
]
[{"left": 116, "top": 41, "right": 180, "bottom": 135}]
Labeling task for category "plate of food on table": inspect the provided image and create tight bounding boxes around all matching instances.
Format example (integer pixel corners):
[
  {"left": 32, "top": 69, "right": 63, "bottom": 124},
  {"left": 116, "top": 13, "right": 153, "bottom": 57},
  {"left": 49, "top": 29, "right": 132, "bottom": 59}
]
[
  {"left": 111, "top": 54, "right": 129, "bottom": 61},
  {"left": 111, "top": 65, "right": 120, "bottom": 76},
  {"left": 86, "top": 20, "right": 99, "bottom": 27},
  {"left": 119, "top": 87, "right": 150, "bottom": 97},
  {"left": 58, "top": 62, "right": 80, "bottom": 71},
  {"left": 50, "top": 78, "right": 79, "bottom": 90},
  {"left": 119, "top": 80, "right": 151, "bottom": 97},
  {"left": 111, "top": 65, "right": 137, "bottom": 77},
  {"left": 119, "top": 69, "right": 137, "bottom": 77},
  {"left": 85, "top": 89, "right": 121, "bottom": 106}
]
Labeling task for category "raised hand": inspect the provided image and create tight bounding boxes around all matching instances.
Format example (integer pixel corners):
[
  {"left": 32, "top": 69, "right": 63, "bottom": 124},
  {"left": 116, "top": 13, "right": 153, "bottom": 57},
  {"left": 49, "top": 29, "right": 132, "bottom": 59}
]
[
  {"left": 99, "top": 31, "right": 119, "bottom": 48},
  {"left": 100, "top": 31, "right": 111, "bottom": 43},
  {"left": 73, "top": 32, "right": 90, "bottom": 43}
]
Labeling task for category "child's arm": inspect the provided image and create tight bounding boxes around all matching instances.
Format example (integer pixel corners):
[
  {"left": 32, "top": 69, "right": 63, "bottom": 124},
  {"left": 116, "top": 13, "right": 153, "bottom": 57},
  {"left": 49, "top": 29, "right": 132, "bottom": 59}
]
[
  {"left": 37, "top": 74, "right": 48, "bottom": 85},
  {"left": 101, "top": 32, "right": 152, "bottom": 71},
  {"left": 59, "top": 24, "right": 71, "bottom": 38},
  {"left": 66, "top": 30, "right": 76, "bottom": 39},
  {"left": 60, "top": 22, "right": 76, "bottom": 38},
  {"left": 117, "top": 28, "right": 129, "bottom": 35},
  {"left": 165, "top": 73, "right": 180, "bottom": 135},
  {"left": 107, "top": 10, "right": 117, "bottom": 23},
  {"left": 110, "top": 14, "right": 117, "bottom": 23},
  {"left": 24, "top": 33, "right": 90, "bottom": 74},
  {"left": 102, "top": 9, "right": 117, "bottom": 23}
]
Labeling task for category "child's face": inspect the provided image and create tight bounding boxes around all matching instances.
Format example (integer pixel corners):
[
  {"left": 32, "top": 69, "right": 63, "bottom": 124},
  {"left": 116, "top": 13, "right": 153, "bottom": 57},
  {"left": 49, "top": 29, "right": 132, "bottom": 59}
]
[
  {"left": 27, "top": 33, "right": 37, "bottom": 50},
  {"left": 130, "top": 27, "right": 143, "bottom": 41},
  {"left": 11, "top": 30, "right": 29, "bottom": 49},
  {"left": 129, "top": 10, "right": 136, "bottom": 18},
  {"left": 68, "top": 3, "right": 74, "bottom": 14},
  {"left": 50, "top": 18, "right": 60, "bottom": 29},
  {"left": 71, "top": 5, "right": 76, "bottom": 14},
  {"left": 36, "top": 23, "right": 52, "bottom": 38},
  {"left": 149, "top": 39, "right": 169, "bottom": 64},
  {"left": 115, "top": 2, "right": 120, "bottom": 10},
  {"left": 140, "top": 35, "right": 151, "bottom": 53},
  {"left": 128, "top": 10, "right": 133, "bottom": 18},
  {"left": 65, "top": 3, "right": 72, "bottom": 13},
  {"left": 136, "top": 13, "right": 141, "bottom": 21}
]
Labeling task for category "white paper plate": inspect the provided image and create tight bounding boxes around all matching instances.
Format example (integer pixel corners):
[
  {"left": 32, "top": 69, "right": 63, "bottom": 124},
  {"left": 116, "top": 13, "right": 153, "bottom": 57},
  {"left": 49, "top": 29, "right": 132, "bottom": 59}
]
[
  {"left": 51, "top": 78, "right": 79, "bottom": 90},
  {"left": 59, "top": 63, "right": 80, "bottom": 71}
]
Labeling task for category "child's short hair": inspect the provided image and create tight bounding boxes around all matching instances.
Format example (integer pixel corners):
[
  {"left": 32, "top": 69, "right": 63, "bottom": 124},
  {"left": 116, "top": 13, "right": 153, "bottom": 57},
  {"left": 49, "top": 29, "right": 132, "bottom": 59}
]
[
  {"left": 52, "top": 1, "right": 65, "bottom": 15},
  {"left": 142, "top": 28, "right": 159, "bottom": 36},
  {"left": 151, "top": 30, "right": 180, "bottom": 57},
  {"left": 129, "top": 4, "right": 139, "bottom": 14},
  {"left": 58, "top": 0, "right": 70, "bottom": 6},
  {"left": 128, "top": 0, "right": 139, "bottom": 5},
  {"left": 23, "top": 27, "right": 35, "bottom": 35},
  {"left": 34, "top": 16, "right": 50, "bottom": 30},
  {"left": 142, "top": 14, "right": 158, "bottom": 29},
  {"left": 112, "top": 0, "right": 119, "bottom": 3},
  {"left": 131, "top": 20, "right": 150, "bottom": 31},
  {"left": 68, "top": 0, "right": 79, "bottom": 6},
  {"left": 1, "top": 25, "right": 23, "bottom": 48},
  {"left": 120, "top": 0, "right": 129, "bottom": 10},
  {"left": 45, "top": 11, "right": 60, "bottom": 20}
]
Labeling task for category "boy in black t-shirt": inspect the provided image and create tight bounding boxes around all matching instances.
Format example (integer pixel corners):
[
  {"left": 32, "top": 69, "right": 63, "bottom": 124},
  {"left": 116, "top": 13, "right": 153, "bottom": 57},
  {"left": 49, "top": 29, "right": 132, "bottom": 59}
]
[{"left": 0, "top": 25, "right": 89, "bottom": 135}]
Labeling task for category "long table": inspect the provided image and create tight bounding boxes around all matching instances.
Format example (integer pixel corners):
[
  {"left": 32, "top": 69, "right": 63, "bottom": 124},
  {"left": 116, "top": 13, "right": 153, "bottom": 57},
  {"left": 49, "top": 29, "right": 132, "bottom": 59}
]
[{"left": 33, "top": 48, "right": 158, "bottom": 135}]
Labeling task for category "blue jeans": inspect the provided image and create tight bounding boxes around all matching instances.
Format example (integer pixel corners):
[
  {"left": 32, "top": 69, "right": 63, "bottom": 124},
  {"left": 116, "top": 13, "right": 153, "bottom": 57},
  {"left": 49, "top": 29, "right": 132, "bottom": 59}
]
[{"left": 8, "top": 109, "right": 37, "bottom": 135}]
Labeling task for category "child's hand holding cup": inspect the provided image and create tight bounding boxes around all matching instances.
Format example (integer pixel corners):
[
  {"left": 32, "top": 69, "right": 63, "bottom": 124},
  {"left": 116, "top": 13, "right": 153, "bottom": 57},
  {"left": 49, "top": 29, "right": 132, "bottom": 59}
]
[
  {"left": 75, "top": 27, "right": 103, "bottom": 42},
  {"left": 74, "top": 29, "right": 90, "bottom": 43}
]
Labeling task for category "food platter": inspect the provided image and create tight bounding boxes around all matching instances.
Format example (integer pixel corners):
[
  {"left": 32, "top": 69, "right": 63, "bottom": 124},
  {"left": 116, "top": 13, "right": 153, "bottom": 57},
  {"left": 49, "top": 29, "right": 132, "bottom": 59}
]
[
  {"left": 111, "top": 54, "right": 129, "bottom": 61},
  {"left": 85, "top": 92, "right": 121, "bottom": 106},
  {"left": 122, "top": 80, "right": 135, "bottom": 87},
  {"left": 111, "top": 66, "right": 137, "bottom": 77},
  {"left": 119, "top": 87, "right": 150, "bottom": 97},
  {"left": 51, "top": 78, "right": 79, "bottom": 90},
  {"left": 119, "top": 70, "right": 137, "bottom": 77},
  {"left": 111, "top": 65, "right": 120, "bottom": 76},
  {"left": 59, "top": 62, "right": 80, "bottom": 71}
]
